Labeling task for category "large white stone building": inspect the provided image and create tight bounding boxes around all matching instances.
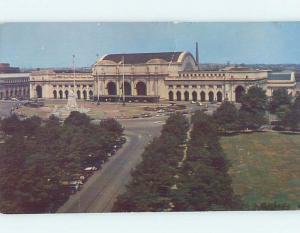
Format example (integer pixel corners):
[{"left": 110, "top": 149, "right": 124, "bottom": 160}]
[{"left": 25, "top": 51, "right": 297, "bottom": 102}]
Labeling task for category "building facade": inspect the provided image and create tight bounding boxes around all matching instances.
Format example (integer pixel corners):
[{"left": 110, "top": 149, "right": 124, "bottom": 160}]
[
  {"left": 27, "top": 51, "right": 298, "bottom": 102},
  {"left": 0, "top": 73, "right": 30, "bottom": 100},
  {"left": 29, "top": 69, "right": 94, "bottom": 100},
  {"left": 93, "top": 51, "right": 268, "bottom": 102}
]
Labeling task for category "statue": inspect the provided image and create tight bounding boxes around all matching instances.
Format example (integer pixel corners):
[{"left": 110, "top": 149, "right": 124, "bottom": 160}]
[{"left": 66, "top": 89, "right": 78, "bottom": 110}]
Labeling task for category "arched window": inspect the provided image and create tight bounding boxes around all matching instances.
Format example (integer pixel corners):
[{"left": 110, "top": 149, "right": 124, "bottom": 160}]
[
  {"left": 59, "top": 90, "right": 63, "bottom": 99},
  {"left": 65, "top": 90, "right": 69, "bottom": 99},
  {"left": 184, "top": 91, "right": 189, "bottom": 101},
  {"left": 136, "top": 82, "right": 147, "bottom": 96},
  {"left": 208, "top": 91, "right": 214, "bottom": 102},
  {"left": 36, "top": 85, "right": 42, "bottom": 98},
  {"left": 83, "top": 90, "right": 87, "bottom": 99},
  {"left": 77, "top": 90, "right": 81, "bottom": 99},
  {"left": 53, "top": 90, "right": 57, "bottom": 99},
  {"left": 123, "top": 82, "right": 131, "bottom": 95},
  {"left": 200, "top": 91, "right": 205, "bottom": 102},
  {"left": 192, "top": 91, "right": 197, "bottom": 101},
  {"left": 168, "top": 91, "right": 174, "bottom": 101},
  {"left": 217, "top": 91, "right": 222, "bottom": 102},
  {"left": 235, "top": 86, "right": 245, "bottom": 103},
  {"left": 89, "top": 90, "right": 93, "bottom": 99},
  {"left": 107, "top": 82, "right": 117, "bottom": 95},
  {"left": 176, "top": 91, "right": 182, "bottom": 101}
]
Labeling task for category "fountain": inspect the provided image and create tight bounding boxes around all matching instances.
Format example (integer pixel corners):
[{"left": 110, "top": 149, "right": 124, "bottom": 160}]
[{"left": 52, "top": 90, "right": 90, "bottom": 119}]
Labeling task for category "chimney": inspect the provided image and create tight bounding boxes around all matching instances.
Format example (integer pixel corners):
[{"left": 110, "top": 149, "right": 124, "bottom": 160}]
[{"left": 195, "top": 42, "right": 199, "bottom": 68}]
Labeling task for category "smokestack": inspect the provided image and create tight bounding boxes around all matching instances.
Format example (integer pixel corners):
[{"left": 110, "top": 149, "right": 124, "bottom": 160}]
[{"left": 195, "top": 42, "right": 199, "bottom": 68}]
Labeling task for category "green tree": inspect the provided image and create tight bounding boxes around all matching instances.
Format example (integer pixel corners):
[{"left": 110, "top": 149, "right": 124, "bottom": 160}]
[
  {"left": 64, "top": 111, "right": 90, "bottom": 127},
  {"left": 239, "top": 86, "right": 267, "bottom": 129},
  {"left": 213, "top": 101, "right": 239, "bottom": 131},
  {"left": 100, "top": 118, "right": 124, "bottom": 135},
  {"left": 269, "top": 88, "right": 291, "bottom": 113},
  {"left": 0, "top": 114, "right": 22, "bottom": 135},
  {"left": 283, "top": 95, "right": 300, "bottom": 130}
]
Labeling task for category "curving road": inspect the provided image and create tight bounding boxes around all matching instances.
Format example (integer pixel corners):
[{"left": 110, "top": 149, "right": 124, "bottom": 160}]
[{"left": 57, "top": 117, "right": 165, "bottom": 213}]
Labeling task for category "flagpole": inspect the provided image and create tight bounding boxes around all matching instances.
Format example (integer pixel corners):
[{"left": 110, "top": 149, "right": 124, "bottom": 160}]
[
  {"left": 122, "top": 56, "right": 125, "bottom": 106},
  {"left": 72, "top": 54, "right": 76, "bottom": 95}
]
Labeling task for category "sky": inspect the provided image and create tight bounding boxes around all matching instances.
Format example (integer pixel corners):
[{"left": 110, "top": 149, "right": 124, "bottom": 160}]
[{"left": 1, "top": 22, "right": 300, "bottom": 68}]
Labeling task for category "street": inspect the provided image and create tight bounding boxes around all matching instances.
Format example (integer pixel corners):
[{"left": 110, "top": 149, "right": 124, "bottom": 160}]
[{"left": 57, "top": 117, "right": 165, "bottom": 213}]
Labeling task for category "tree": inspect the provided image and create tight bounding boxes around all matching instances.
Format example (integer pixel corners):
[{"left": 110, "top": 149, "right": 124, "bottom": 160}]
[
  {"left": 100, "top": 118, "right": 124, "bottom": 135},
  {"left": 0, "top": 114, "right": 22, "bottom": 135},
  {"left": 213, "top": 101, "right": 239, "bottom": 131},
  {"left": 283, "top": 95, "right": 300, "bottom": 130},
  {"left": 239, "top": 86, "right": 267, "bottom": 129},
  {"left": 64, "top": 111, "right": 90, "bottom": 127},
  {"left": 269, "top": 88, "right": 291, "bottom": 113},
  {"left": 23, "top": 116, "right": 42, "bottom": 135}
]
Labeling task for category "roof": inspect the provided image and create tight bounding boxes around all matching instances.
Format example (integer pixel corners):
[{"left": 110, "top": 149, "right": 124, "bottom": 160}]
[
  {"left": 100, "top": 52, "right": 184, "bottom": 64},
  {"left": 0, "top": 73, "right": 30, "bottom": 79},
  {"left": 268, "top": 72, "right": 292, "bottom": 81}
]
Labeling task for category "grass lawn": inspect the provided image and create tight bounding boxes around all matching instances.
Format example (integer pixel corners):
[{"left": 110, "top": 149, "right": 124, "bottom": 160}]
[{"left": 221, "top": 132, "right": 300, "bottom": 209}]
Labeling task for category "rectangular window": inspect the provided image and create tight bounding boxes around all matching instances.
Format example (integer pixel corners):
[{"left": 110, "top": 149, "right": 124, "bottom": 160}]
[
  {"left": 184, "top": 85, "right": 189, "bottom": 88},
  {"left": 217, "top": 85, "right": 222, "bottom": 88},
  {"left": 192, "top": 85, "right": 197, "bottom": 88},
  {"left": 209, "top": 85, "right": 214, "bottom": 88},
  {"left": 176, "top": 85, "right": 181, "bottom": 88},
  {"left": 168, "top": 85, "right": 173, "bottom": 88}
]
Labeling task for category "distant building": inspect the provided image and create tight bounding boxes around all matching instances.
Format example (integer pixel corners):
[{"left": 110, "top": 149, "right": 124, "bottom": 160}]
[
  {"left": 266, "top": 72, "right": 296, "bottom": 96},
  {"left": 0, "top": 63, "right": 20, "bottom": 73},
  {"left": 0, "top": 63, "right": 30, "bottom": 99}
]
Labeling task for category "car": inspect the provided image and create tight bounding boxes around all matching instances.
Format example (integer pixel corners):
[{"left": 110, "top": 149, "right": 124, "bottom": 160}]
[
  {"left": 191, "top": 101, "right": 196, "bottom": 104},
  {"left": 84, "top": 166, "right": 98, "bottom": 171},
  {"left": 157, "top": 109, "right": 165, "bottom": 113}
]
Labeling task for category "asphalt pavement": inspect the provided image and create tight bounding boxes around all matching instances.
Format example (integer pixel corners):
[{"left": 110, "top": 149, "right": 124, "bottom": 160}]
[{"left": 57, "top": 117, "right": 165, "bottom": 213}]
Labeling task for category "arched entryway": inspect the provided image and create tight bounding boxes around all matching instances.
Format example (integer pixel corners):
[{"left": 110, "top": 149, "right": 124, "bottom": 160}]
[
  {"left": 59, "top": 90, "right": 63, "bottom": 99},
  {"left": 83, "top": 90, "right": 87, "bottom": 99},
  {"left": 169, "top": 91, "right": 174, "bottom": 101},
  {"left": 184, "top": 91, "right": 189, "bottom": 101},
  {"left": 36, "top": 85, "right": 42, "bottom": 98},
  {"left": 136, "top": 82, "right": 147, "bottom": 96},
  {"left": 53, "top": 90, "right": 57, "bottom": 99},
  {"left": 217, "top": 91, "right": 222, "bottom": 102},
  {"left": 200, "top": 91, "right": 205, "bottom": 102},
  {"left": 176, "top": 91, "right": 182, "bottom": 101},
  {"left": 107, "top": 82, "right": 117, "bottom": 95},
  {"left": 208, "top": 91, "right": 214, "bottom": 102},
  {"left": 89, "top": 90, "right": 93, "bottom": 99},
  {"left": 235, "top": 86, "right": 245, "bottom": 103},
  {"left": 77, "top": 90, "right": 81, "bottom": 99},
  {"left": 65, "top": 90, "right": 69, "bottom": 99},
  {"left": 192, "top": 91, "right": 197, "bottom": 101},
  {"left": 123, "top": 82, "right": 131, "bottom": 95}
]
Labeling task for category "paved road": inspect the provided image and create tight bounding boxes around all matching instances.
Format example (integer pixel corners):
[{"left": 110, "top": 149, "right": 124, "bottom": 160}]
[{"left": 57, "top": 117, "right": 165, "bottom": 213}]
